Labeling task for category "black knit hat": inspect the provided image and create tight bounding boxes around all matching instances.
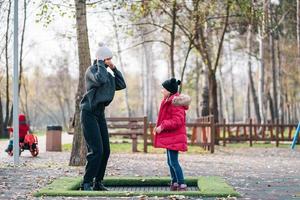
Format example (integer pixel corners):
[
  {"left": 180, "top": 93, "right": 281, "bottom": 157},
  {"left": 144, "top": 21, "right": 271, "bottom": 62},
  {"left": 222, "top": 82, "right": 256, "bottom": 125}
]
[{"left": 162, "top": 78, "right": 181, "bottom": 94}]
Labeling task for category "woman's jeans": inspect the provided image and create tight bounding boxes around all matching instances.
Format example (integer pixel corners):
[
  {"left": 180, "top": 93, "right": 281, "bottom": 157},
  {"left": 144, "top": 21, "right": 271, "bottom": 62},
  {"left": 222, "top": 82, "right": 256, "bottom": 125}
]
[
  {"left": 167, "top": 149, "right": 185, "bottom": 184},
  {"left": 81, "top": 107, "right": 110, "bottom": 184}
]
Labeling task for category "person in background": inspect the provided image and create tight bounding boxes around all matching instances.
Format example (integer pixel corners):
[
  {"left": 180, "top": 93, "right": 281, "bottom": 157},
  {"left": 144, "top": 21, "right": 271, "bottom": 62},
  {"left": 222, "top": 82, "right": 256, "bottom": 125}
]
[{"left": 5, "top": 114, "right": 30, "bottom": 153}]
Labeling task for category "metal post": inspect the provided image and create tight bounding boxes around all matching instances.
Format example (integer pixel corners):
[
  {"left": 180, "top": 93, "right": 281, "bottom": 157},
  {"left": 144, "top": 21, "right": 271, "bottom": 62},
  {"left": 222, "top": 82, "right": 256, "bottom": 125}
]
[
  {"left": 13, "top": 0, "right": 19, "bottom": 165},
  {"left": 210, "top": 116, "right": 215, "bottom": 154},
  {"left": 143, "top": 116, "right": 148, "bottom": 153},
  {"left": 249, "top": 118, "right": 253, "bottom": 147},
  {"left": 291, "top": 122, "right": 300, "bottom": 150}
]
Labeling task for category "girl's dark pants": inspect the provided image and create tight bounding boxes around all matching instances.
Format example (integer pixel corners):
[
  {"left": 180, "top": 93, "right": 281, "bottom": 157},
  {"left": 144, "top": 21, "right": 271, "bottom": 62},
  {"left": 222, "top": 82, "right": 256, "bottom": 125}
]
[
  {"left": 81, "top": 105, "right": 110, "bottom": 184},
  {"left": 167, "top": 149, "right": 185, "bottom": 184}
]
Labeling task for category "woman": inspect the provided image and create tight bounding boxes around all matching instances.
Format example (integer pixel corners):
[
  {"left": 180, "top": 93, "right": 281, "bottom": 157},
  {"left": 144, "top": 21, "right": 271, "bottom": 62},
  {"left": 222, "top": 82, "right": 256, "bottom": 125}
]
[{"left": 80, "top": 42, "right": 126, "bottom": 191}]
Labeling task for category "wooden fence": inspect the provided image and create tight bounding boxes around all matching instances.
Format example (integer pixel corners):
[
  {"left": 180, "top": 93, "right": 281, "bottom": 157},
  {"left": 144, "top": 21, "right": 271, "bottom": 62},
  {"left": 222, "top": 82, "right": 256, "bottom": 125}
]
[
  {"left": 106, "top": 117, "right": 148, "bottom": 153},
  {"left": 147, "top": 115, "right": 216, "bottom": 153},
  {"left": 70, "top": 116, "right": 299, "bottom": 153},
  {"left": 215, "top": 119, "right": 298, "bottom": 147}
]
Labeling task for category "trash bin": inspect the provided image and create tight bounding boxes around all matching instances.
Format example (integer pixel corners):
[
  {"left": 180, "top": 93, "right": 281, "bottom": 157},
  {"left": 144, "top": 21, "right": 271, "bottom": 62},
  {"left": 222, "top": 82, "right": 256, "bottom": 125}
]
[{"left": 46, "top": 125, "right": 62, "bottom": 151}]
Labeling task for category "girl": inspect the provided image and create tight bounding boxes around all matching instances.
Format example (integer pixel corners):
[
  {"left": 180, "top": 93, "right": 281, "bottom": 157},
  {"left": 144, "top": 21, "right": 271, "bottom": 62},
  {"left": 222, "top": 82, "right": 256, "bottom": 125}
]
[{"left": 154, "top": 78, "right": 191, "bottom": 191}]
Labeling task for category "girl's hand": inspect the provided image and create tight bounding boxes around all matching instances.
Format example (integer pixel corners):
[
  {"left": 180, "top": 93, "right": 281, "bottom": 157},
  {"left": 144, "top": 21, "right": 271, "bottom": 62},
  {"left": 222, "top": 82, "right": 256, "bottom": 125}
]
[
  {"left": 152, "top": 127, "right": 156, "bottom": 135},
  {"left": 156, "top": 126, "right": 162, "bottom": 134}
]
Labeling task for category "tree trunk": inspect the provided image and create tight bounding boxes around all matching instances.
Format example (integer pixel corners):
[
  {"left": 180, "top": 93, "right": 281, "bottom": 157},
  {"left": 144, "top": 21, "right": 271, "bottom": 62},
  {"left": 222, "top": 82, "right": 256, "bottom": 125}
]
[
  {"left": 22, "top": 79, "right": 30, "bottom": 124},
  {"left": 141, "top": 45, "right": 146, "bottom": 117},
  {"left": 243, "top": 82, "right": 251, "bottom": 122},
  {"left": 269, "top": 3, "right": 278, "bottom": 120},
  {"left": 195, "top": 59, "right": 201, "bottom": 118},
  {"left": 179, "top": 41, "right": 192, "bottom": 93},
  {"left": 247, "top": 23, "right": 261, "bottom": 123},
  {"left": 218, "top": 67, "right": 229, "bottom": 122},
  {"left": 267, "top": 91, "right": 275, "bottom": 122},
  {"left": 4, "top": 0, "right": 12, "bottom": 129},
  {"left": 19, "top": 0, "right": 27, "bottom": 93},
  {"left": 69, "top": 0, "right": 90, "bottom": 166},
  {"left": 297, "top": 0, "right": 300, "bottom": 56},
  {"left": 139, "top": 0, "right": 156, "bottom": 121},
  {"left": 141, "top": 37, "right": 154, "bottom": 121},
  {"left": 208, "top": 70, "right": 219, "bottom": 123},
  {"left": 111, "top": 12, "right": 131, "bottom": 117},
  {"left": 201, "top": 66, "right": 209, "bottom": 117},
  {"left": 258, "top": 24, "right": 266, "bottom": 123},
  {"left": 55, "top": 93, "right": 67, "bottom": 129},
  {"left": 276, "top": 35, "right": 284, "bottom": 124},
  {"left": 0, "top": 93, "right": 4, "bottom": 137},
  {"left": 218, "top": 79, "right": 223, "bottom": 122},
  {"left": 8, "top": 0, "right": 28, "bottom": 126},
  {"left": 170, "top": 0, "right": 177, "bottom": 77},
  {"left": 228, "top": 43, "right": 235, "bottom": 122}
]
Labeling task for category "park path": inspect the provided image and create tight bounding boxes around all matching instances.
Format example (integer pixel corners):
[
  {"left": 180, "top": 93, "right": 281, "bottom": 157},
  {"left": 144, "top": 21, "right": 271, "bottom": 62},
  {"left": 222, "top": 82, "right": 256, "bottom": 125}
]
[{"left": 0, "top": 135, "right": 300, "bottom": 200}]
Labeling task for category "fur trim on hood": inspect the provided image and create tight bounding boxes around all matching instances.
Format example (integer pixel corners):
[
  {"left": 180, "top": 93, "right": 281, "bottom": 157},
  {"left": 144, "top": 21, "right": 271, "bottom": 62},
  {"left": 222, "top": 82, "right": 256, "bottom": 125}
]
[{"left": 172, "top": 94, "right": 191, "bottom": 107}]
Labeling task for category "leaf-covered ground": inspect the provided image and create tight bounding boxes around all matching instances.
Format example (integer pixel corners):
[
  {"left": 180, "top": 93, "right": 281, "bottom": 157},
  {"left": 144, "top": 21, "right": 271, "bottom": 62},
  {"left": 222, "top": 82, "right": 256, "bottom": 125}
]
[{"left": 0, "top": 135, "right": 300, "bottom": 200}]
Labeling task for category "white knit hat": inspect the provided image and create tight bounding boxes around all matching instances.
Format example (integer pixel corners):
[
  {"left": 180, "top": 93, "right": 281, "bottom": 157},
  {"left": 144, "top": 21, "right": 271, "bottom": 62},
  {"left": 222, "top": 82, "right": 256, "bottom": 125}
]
[{"left": 95, "top": 42, "right": 113, "bottom": 60}]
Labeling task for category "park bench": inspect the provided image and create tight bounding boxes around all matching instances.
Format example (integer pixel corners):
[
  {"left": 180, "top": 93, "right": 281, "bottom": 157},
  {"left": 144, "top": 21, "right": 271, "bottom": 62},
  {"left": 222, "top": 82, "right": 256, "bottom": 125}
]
[
  {"left": 67, "top": 116, "right": 149, "bottom": 153},
  {"left": 106, "top": 117, "right": 148, "bottom": 153}
]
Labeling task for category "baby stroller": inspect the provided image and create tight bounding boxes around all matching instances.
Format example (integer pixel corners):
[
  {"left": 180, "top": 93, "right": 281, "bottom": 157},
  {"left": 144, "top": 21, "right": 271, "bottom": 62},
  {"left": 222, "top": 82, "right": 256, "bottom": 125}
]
[{"left": 6, "top": 131, "right": 39, "bottom": 157}]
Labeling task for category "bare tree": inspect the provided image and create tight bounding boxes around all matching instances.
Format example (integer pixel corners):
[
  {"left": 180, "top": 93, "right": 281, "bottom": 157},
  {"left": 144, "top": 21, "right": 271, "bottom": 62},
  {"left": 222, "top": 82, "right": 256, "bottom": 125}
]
[
  {"left": 0, "top": 93, "right": 4, "bottom": 137},
  {"left": 258, "top": 0, "right": 268, "bottom": 123},
  {"left": 169, "top": 0, "right": 232, "bottom": 124},
  {"left": 276, "top": 34, "right": 284, "bottom": 123},
  {"left": 243, "top": 83, "right": 251, "bottom": 122},
  {"left": 247, "top": 0, "right": 261, "bottom": 123},
  {"left": 227, "top": 43, "right": 235, "bottom": 122},
  {"left": 169, "top": 0, "right": 177, "bottom": 77},
  {"left": 19, "top": 0, "right": 28, "bottom": 93},
  {"left": 110, "top": 11, "right": 131, "bottom": 117},
  {"left": 141, "top": 35, "right": 154, "bottom": 121},
  {"left": 218, "top": 67, "right": 229, "bottom": 122},
  {"left": 69, "top": 0, "right": 90, "bottom": 166},
  {"left": 195, "top": 58, "right": 201, "bottom": 118},
  {"left": 297, "top": 0, "right": 300, "bottom": 56},
  {"left": 20, "top": 77, "right": 30, "bottom": 123},
  {"left": 268, "top": 2, "right": 278, "bottom": 121},
  {"left": 8, "top": 0, "right": 29, "bottom": 126},
  {"left": 179, "top": 41, "right": 193, "bottom": 93},
  {"left": 4, "top": 0, "right": 12, "bottom": 129}
]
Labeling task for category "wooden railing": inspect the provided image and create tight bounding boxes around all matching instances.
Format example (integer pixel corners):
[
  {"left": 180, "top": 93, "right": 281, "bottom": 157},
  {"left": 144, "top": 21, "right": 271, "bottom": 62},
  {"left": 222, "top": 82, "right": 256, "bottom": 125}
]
[
  {"left": 215, "top": 119, "right": 298, "bottom": 147},
  {"left": 69, "top": 115, "right": 299, "bottom": 153},
  {"left": 149, "top": 115, "right": 215, "bottom": 153},
  {"left": 106, "top": 117, "right": 148, "bottom": 153}
]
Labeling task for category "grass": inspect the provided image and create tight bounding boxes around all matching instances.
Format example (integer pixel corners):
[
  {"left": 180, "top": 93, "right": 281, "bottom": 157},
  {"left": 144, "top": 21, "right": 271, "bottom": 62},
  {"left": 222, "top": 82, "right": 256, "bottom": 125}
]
[
  {"left": 62, "top": 140, "right": 294, "bottom": 154},
  {"left": 225, "top": 142, "right": 291, "bottom": 148},
  {"left": 32, "top": 130, "right": 46, "bottom": 137},
  {"left": 34, "top": 176, "right": 240, "bottom": 197},
  {"left": 62, "top": 142, "right": 207, "bottom": 154}
]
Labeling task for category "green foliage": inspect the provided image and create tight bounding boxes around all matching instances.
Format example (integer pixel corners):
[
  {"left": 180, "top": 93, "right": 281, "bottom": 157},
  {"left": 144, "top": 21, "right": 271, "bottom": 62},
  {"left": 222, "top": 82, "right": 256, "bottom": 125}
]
[{"left": 34, "top": 0, "right": 75, "bottom": 27}]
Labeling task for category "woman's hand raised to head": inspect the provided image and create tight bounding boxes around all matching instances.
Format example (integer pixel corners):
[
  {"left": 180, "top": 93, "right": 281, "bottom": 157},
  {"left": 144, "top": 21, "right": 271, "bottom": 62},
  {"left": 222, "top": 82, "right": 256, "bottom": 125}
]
[{"left": 104, "top": 58, "right": 115, "bottom": 69}]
